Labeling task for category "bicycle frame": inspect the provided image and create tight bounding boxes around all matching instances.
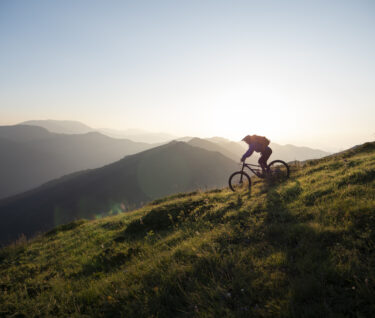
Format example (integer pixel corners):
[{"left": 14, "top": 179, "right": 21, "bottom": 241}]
[
  {"left": 240, "top": 162, "right": 263, "bottom": 178},
  {"left": 229, "top": 159, "right": 290, "bottom": 192}
]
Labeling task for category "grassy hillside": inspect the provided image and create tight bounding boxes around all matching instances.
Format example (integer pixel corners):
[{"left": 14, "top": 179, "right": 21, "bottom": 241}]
[{"left": 0, "top": 142, "right": 374, "bottom": 317}]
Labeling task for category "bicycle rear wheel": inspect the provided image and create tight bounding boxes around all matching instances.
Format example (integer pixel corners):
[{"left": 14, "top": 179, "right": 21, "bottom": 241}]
[
  {"left": 229, "top": 171, "right": 251, "bottom": 192},
  {"left": 267, "top": 160, "right": 290, "bottom": 181}
]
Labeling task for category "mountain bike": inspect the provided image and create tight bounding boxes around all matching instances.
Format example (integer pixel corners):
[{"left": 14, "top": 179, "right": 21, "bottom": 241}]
[{"left": 229, "top": 160, "right": 290, "bottom": 192}]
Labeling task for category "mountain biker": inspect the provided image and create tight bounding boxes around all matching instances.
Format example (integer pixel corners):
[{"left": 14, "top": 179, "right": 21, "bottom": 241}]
[{"left": 241, "top": 135, "right": 272, "bottom": 175}]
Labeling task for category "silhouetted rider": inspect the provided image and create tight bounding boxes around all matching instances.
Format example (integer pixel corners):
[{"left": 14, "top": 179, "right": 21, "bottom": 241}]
[{"left": 241, "top": 135, "right": 272, "bottom": 175}]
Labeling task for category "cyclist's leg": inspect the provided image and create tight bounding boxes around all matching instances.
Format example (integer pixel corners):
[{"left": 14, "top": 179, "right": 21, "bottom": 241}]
[
  {"left": 259, "top": 147, "right": 272, "bottom": 173},
  {"left": 258, "top": 156, "right": 267, "bottom": 173}
]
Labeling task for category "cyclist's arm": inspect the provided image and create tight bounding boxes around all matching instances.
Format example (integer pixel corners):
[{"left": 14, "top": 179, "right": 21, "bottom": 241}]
[{"left": 241, "top": 145, "right": 254, "bottom": 161}]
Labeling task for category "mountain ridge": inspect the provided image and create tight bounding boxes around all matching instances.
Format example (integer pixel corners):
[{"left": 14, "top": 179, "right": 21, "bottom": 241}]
[
  {"left": 19, "top": 119, "right": 176, "bottom": 143},
  {"left": 20, "top": 119, "right": 94, "bottom": 134}
]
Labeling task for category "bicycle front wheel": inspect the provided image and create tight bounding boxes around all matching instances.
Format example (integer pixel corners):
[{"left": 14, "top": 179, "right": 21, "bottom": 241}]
[
  {"left": 267, "top": 160, "right": 290, "bottom": 181},
  {"left": 229, "top": 171, "right": 251, "bottom": 192}
]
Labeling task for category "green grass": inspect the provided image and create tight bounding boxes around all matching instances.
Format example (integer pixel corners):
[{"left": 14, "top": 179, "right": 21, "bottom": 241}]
[{"left": 1, "top": 142, "right": 375, "bottom": 317}]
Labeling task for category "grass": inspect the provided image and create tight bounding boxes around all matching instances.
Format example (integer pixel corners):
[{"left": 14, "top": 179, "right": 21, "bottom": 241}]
[{"left": 0, "top": 142, "right": 375, "bottom": 317}]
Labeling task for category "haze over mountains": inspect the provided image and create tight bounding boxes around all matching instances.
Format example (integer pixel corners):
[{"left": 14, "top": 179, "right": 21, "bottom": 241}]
[
  {"left": 0, "top": 125, "right": 153, "bottom": 199},
  {"left": 20, "top": 120, "right": 331, "bottom": 161},
  {"left": 98, "top": 128, "right": 176, "bottom": 143},
  {"left": 21, "top": 120, "right": 93, "bottom": 135},
  {"left": 0, "top": 141, "right": 236, "bottom": 244},
  {"left": 188, "top": 137, "right": 330, "bottom": 163},
  {"left": 22, "top": 120, "right": 330, "bottom": 160},
  {"left": 0, "top": 120, "right": 330, "bottom": 200},
  {"left": 20, "top": 120, "right": 176, "bottom": 143},
  {"left": 0, "top": 119, "right": 331, "bottom": 244}
]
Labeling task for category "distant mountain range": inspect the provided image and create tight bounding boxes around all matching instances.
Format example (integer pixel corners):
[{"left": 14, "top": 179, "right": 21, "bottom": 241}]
[
  {"left": 268, "top": 143, "right": 330, "bottom": 162},
  {"left": 0, "top": 141, "right": 237, "bottom": 245},
  {"left": 20, "top": 120, "right": 176, "bottom": 143},
  {"left": 1, "top": 122, "right": 330, "bottom": 200},
  {"left": 189, "top": 137, "right": 330, "bottom": 163},
  {"left": 21, "top": 120, "right": 93, "bottom": 134},
  {"left": 0, "top": 125, "right": 154, "bottom": 199},
  {"left": 19, "top": 120, "right": 330, "bottom": 161},
  {"left": 97, "top": 128, "right": 176, "bottom": 143}
]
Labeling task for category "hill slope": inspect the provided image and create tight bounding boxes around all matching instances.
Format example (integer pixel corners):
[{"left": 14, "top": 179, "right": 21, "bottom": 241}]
[
  {"left": 0, "top": 125, "right": 153, "bottom": 199},
  {"left": 0, "top": 141, "right": 237, "bottom": 244},
  {"left": 0, "top": 142, "right": 374, "bottom": 317}
]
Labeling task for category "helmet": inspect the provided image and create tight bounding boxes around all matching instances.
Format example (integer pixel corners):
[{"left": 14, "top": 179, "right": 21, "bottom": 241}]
[{"left": 242, "top": 135, "right": 252, "bottom": 144}]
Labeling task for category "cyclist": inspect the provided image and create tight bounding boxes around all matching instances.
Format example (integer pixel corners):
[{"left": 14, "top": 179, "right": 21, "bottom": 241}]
[{"left": 241, "top": 135, "right": 272, "bottom": 175}]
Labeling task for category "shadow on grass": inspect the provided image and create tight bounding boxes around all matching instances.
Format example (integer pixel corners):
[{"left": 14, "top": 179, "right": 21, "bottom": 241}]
[
  {"left": 116, "top": 199, "right": 207, "bottom": 241},
  {"left": 71, "top": 245, "right": 142, "bottom": 278},
  {"left": 262, "top": 186, "right": 362, "bottom": 317}
]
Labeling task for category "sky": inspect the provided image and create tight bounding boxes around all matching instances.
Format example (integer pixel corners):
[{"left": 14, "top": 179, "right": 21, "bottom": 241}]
[{"left": 0, "top": 0, "right": 374, "bottom": 151}]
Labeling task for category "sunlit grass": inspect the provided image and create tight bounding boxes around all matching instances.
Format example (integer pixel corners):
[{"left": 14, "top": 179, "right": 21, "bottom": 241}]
[{"left": 0, "top": 143, "right": 375, "bottom": 317}]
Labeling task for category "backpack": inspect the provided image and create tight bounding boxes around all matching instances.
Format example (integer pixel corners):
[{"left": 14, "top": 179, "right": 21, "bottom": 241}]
[{"left": 250, "top": 135, "right": 270, "bottom": 150}]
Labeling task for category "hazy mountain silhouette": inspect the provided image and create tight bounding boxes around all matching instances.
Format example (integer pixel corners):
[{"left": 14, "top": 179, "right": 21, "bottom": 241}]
[
  {"left": 269, "top": 143, "right": 330, "bottom": 162},
  {"left": 98, "top": 128, "right": 176, "bottom": 143},
  {"left": 0, "top": 125, "right": 154, "bottom": 199},
  {"left": 0, "top": 125, "right": 53, "bottom": 142},
  {"left": 175, "top": 136, "right": 194, "bottom": 142},
  {"left": 0, "top": 137, "right": 65, "bottom": 201},
  {"left": 203, "top": 137, "right": 330, "bottom": 162},
  {"left": 0, "top": 141, "right": 236, "bottom": 244},
  {"left": 20, "top": 120, "right": 94, "bottom": 134},
  {"left": 206, "top": 136, "right": 235, "bottom": 144},
  {"left": 188, "top": 138, "right": 239, "bottom": 161},
  {"left": 20, "top": 119, "right": 176, "bottom": 143},
  {"left": 204, "top": 137, "right": 248, "bottom": 161}
]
